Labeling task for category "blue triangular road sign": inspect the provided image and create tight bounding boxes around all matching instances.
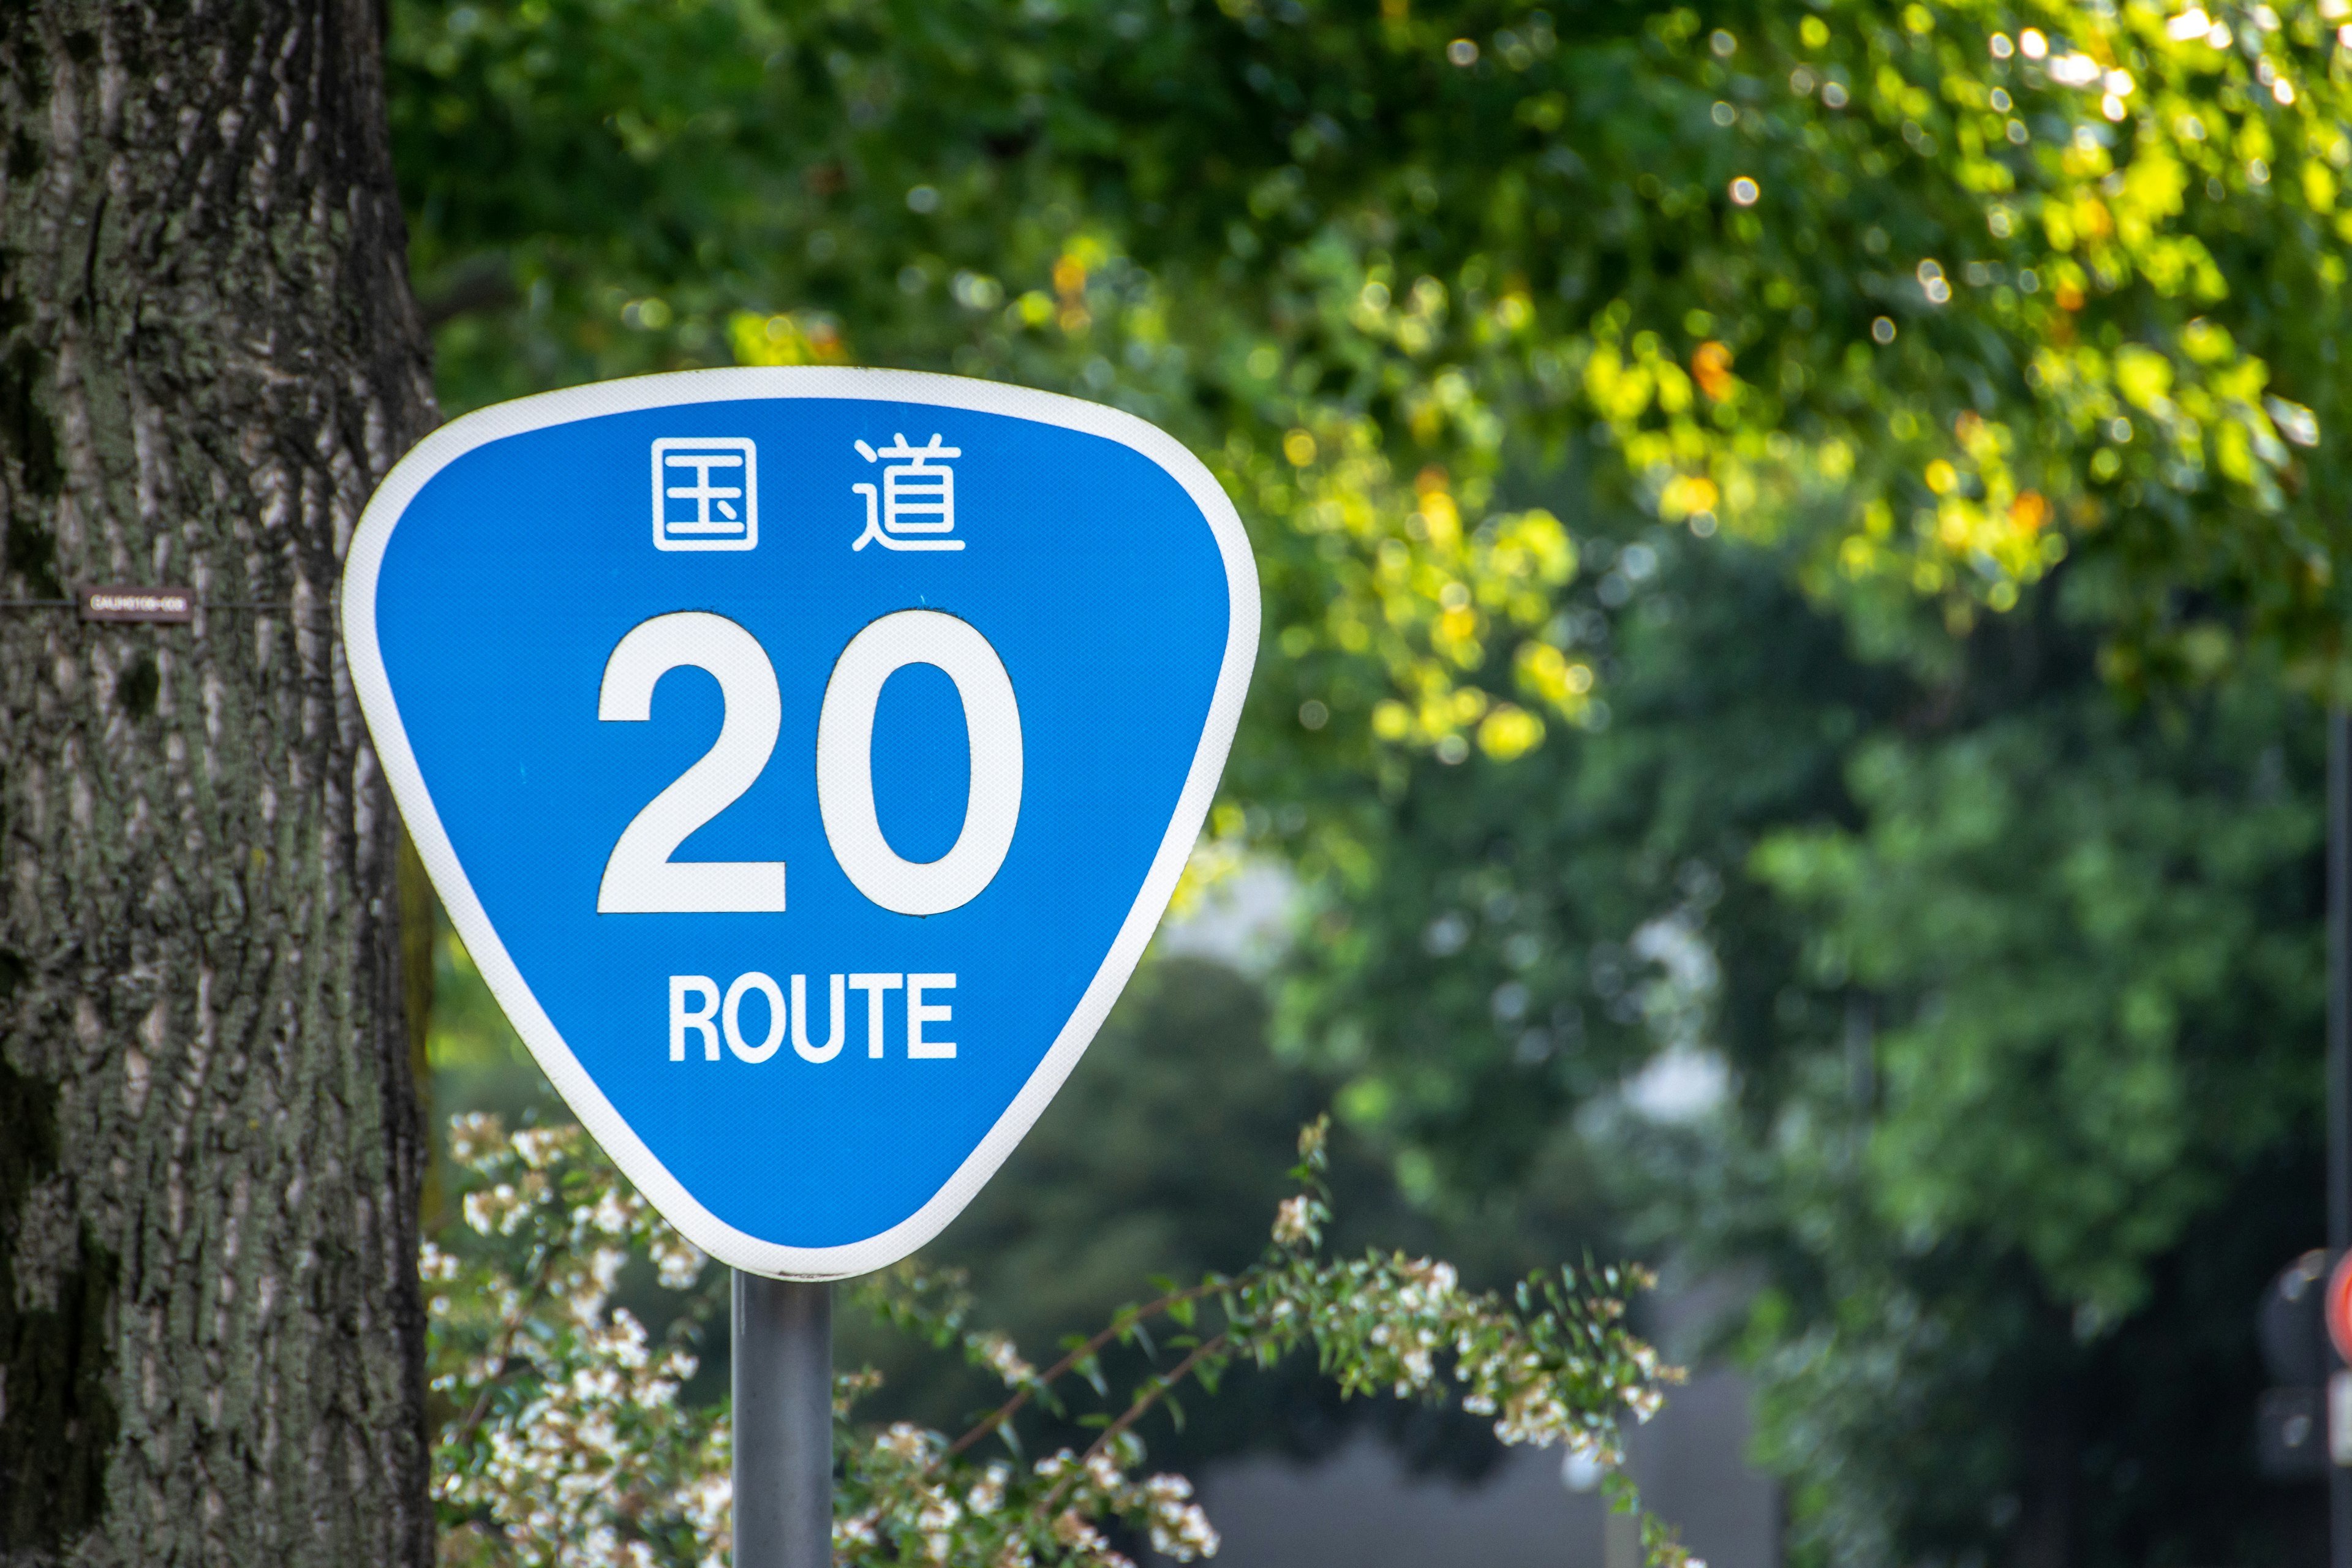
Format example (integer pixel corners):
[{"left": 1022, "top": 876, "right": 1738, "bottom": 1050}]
[{"left": 344, "top": 369, "right": 1257, "bottom": 1278}]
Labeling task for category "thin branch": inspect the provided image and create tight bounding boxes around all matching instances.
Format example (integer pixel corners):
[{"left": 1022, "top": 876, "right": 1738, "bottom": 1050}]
[
  {"left": 941, "top": 1280, "right": 1228, "bottom": 1461},
  {"left": 1036, "top": 1333, "right": 1232, "bottom": 1517},
  {"left": 447, "top": 1245, "right": 561, "bottom": 1453}
]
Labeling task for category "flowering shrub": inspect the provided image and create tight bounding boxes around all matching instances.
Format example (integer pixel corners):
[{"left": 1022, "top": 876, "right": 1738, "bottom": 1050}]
[{"left": 427, "top": 1115, "right": 1694, "bottom": 1567}]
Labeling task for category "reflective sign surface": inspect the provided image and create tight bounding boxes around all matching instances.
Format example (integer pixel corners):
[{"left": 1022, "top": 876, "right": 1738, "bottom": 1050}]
[{"left": 345, "top": 369, "right": 1257, "bottom": 1278}]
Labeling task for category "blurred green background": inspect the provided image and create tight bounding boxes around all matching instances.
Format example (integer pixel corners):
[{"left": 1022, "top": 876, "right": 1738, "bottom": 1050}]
[{"left": 391, "top": 0, "right": 2352, "bottom": 1559}]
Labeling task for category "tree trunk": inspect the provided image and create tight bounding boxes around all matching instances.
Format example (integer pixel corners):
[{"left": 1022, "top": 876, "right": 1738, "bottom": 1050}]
[{"left": 0, "top": 2, "right": 436, "bottom": 1564}]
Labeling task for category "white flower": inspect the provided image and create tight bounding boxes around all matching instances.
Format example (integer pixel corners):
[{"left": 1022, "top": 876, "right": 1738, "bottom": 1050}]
[
  {"left": 589, "top": 1189, "right": 633, "bottom": 1235},
  {"left": 975, "top": 1332, "right": 1037, "bottom": 1387},
  {"left": 463, "top": 1185, "right": 517, "bottom": 1235},
  {"left": 511, "top": 1125, "right": 574, "bottom": 1168},
  {"left": 877, "top": 1422, "right": 934, "bottom": 1463},
  {"left": 1272, "top": 1196, "right": 1319, "bottom": 1246},
  {"left": 652, "top": 1231, "right": 707, "bottom": 1289},
  {"left": 447, "top": 1112, "right": 508, "bottom": 1164},
  {"left": 1148, "top": 1499, "right": 1222, "bottom": 1560},
  {"left": 1054, "top": 1509, "right": 1108, "bottom": 1551},
  {"left": 967, "top": 1461, "right": 1010, "bottom": 1515}
]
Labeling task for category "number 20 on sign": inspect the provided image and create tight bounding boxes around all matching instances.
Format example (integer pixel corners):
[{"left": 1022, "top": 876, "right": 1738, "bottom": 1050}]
[{"left": 344, "top": 369, "right": 1258, "bottom": 1279}]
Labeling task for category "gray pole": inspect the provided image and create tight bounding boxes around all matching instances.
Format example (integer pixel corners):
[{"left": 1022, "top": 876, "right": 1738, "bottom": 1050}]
[
  {"left": 2329, "top": 709, "right": 2351, "bottom": 1568},
  {"left": 733, "top": 1273, "right": 834, "bottom": 1568}
]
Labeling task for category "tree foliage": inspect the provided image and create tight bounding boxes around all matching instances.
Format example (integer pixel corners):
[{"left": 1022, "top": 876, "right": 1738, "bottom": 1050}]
[
  {"left": 1284, "top": 525, "right": 2328, "bottom": 1561},
  {"left": 393, "top": 0, "right": 2352, "bottom": 763},
  {"left": 385, "top": 1, "right": 2350, "bottom": 1559}
]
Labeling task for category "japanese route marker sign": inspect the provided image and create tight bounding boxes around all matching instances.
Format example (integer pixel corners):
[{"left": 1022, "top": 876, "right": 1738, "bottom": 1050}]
[{"left": 344, "top": 368, "right": 1258, "bottom": 1279}]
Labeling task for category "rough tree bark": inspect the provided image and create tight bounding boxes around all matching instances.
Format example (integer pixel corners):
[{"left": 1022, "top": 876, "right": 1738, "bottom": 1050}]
[{"left": 0, "top": 2, "right": 437, "bottom": 1564}]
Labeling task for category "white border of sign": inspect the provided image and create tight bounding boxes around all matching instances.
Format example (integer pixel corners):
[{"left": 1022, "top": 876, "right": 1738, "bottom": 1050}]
[{"left": 342, "top": 368, "right": 1260, "bottom": 1280}]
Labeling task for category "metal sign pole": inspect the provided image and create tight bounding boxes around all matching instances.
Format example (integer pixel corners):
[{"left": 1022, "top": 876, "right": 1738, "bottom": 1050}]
[
  {"left": 2329, "top": 709, "right": 2351, "bottom": 1568},
  {"left": 734, "top": 1273, "right": 833, "bottom": 1568}
]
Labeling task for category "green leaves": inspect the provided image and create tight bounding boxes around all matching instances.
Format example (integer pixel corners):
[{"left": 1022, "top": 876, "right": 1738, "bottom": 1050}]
[
  {"left": 396, "top": 0, "right": 2352, "bottom": 790},
  {"left": 1274, "top": 526, "right": 2326, "bottom": 1560},
  {"left": 386, "top": 7, "right": 2352, "bottom": 1559},
  {"left": 1749, "top": 671, "right": 2321, "bottom": 1314}
]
